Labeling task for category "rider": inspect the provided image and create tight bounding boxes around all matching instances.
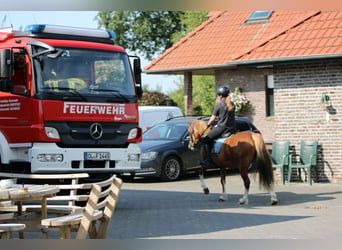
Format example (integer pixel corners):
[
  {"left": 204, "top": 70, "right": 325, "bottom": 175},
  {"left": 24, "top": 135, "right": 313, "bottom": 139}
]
[{"left": 200, "top": 85, "right": 236, "bottom": 167}]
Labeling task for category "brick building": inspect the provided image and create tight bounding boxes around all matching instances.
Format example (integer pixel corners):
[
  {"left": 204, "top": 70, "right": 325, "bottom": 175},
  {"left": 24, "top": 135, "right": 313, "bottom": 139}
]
[{"left": 145, "top": 11, "right": 342, "bottom": 183}]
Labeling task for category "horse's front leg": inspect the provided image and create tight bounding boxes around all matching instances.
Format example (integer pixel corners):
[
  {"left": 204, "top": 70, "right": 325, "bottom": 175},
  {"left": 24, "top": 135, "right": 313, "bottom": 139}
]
[
  {"left": 199, "top": 166, "right": 209, "bottom": 195},
  {"left": 219, "top": 168, "right": 227, "bottom": 201},
  {"left": 239, "top": 188, "right": 249, "bottom": 204}
]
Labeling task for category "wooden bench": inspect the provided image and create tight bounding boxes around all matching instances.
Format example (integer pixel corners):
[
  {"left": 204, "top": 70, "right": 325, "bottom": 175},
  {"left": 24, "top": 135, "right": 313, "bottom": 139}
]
[
  {"left": 41, "top": 176, "right": 123, "bottom": 239},
  {"left": 0, "top": 212, "right": 25, "bottom": 239},
  {"left": 0, "top": 223, "right": 26, "bottom": 239}
]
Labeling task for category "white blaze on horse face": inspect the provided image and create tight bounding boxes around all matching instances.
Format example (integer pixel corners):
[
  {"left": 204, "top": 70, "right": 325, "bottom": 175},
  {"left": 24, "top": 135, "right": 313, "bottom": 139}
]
[{"left": 189, "top": 135, "right": 199, "bottom": 150}]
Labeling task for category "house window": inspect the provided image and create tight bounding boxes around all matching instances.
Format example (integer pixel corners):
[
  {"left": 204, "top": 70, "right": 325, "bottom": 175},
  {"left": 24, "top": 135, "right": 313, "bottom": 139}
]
[
  {"left": 266, "top": 75, "right": 274, "bottom": 117},
  {"left": 246, "top": 11, "right": 272, "bottom": 23}
]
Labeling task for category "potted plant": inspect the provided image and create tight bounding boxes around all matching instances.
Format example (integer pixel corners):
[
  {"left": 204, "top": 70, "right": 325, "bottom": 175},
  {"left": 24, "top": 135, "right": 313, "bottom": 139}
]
[{"left": 229, "top": 87, "right": 251, "bottom": 115}]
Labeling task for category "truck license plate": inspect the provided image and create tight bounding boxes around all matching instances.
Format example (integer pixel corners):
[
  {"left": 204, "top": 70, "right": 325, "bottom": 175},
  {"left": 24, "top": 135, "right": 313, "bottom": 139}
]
[{"left": 84, "top": 152, "right": 110, "bottom": 160}]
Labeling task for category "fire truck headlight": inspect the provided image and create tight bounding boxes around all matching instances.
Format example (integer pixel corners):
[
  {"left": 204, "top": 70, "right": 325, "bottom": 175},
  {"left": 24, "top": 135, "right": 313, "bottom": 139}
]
[
  {"left": 127, "top": 128, "right": 142, "bottom": 142},
  {"left": 37, "top": 154, "right": 63, "bottom": 162},
  {"left": 45, "top": 127, "right": 60, "bottom": 139},
  {"left": 127, "top": 128, "right": 138, "bottom": 140}
]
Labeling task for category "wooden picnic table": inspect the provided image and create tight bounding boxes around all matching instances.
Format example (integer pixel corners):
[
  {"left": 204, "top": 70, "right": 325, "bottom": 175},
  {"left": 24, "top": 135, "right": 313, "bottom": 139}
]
[
  {"left": 0, "top": 184, "right": 60, "bottom": 238},
  {"left": 0, "top": 184, "right": 60, "bottom": 218}
]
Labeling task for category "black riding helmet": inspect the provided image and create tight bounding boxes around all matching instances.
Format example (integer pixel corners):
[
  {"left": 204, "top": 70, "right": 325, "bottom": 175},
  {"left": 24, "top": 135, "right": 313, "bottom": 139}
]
[{"left": 216, "top": 85, "right": 230, "bottom": 97}]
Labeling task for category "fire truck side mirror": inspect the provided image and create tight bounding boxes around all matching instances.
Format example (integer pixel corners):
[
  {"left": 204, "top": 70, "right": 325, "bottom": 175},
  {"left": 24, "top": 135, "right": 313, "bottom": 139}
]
[
  {"left": 133, "top": 58, "right": 143, "bottom": 98},
  {"left": 0, "top": 49, "right": 13, "bottom": 78}
]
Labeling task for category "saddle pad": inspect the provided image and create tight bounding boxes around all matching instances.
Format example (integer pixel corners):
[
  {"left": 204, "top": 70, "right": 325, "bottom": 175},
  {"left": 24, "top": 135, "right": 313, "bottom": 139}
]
[{"left": 212, "top": 137, "right": 227, "bottom": 154}]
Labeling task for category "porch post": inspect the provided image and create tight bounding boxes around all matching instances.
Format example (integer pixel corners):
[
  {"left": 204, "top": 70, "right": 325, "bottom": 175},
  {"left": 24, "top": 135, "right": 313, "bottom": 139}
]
[{"left": 184, "top": 72, "right": 193, "bottom": 115}]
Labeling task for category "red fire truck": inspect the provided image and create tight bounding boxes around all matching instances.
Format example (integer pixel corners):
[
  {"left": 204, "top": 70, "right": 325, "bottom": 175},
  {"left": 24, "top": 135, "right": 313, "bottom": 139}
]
[{"left": 0, "top": 24, "right": 143, "bottom": 174}]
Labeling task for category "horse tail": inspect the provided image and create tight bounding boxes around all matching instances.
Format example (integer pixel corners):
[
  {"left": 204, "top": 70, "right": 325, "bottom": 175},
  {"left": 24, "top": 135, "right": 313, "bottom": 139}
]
[{"left": 251, "top": 132, "right": 274, "bottom": 190}]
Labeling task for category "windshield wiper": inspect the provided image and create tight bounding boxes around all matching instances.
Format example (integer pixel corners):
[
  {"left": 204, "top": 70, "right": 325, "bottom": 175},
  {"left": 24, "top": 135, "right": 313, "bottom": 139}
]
[
  {"left": 90, "top": 88, "right": 129, "bottom": 102},
  {"left": 41, "top": 87, "right": 87, "bottom": 101},
  {"left": 63, "top": 90, "right": 87, "bottom": 101}
]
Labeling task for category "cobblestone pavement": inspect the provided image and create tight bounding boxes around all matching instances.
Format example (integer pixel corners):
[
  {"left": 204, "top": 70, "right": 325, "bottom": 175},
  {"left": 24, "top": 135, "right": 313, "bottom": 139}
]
[{"left": 107, "top": 172, "right": 342, "bottom": 239}]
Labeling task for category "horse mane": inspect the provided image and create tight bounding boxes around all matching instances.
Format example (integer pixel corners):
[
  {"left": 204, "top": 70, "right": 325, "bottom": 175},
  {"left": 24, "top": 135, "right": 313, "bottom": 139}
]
[
  {"left": 194, "top": 120, "right": 209, "bottom": 134},
  {"left": 225, "top": 96, "right": 235, "bottom": 112},
  {"left": 191, "top": 120, "right": 211, "bottom": 138}
]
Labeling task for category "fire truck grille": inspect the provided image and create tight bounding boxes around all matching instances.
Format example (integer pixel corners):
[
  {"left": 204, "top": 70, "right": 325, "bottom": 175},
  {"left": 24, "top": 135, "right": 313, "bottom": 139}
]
[
  {"left": 71, "top": 160, "right": 116, "bottom": 169},
  {"left": 45, "top": 121, "right": 137, "bottom": 148}
]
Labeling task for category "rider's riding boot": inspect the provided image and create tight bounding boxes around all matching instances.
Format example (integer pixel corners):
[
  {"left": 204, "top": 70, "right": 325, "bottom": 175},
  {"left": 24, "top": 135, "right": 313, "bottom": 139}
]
[{"left": 200, "top": 142, "right": 213, "bottom": 167}]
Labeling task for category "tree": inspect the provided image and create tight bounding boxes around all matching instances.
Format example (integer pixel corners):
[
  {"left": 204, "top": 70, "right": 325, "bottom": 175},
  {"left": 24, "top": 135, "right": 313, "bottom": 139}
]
[
  {"left": 168, "top": 82, "right": 184, "bottom": 112},
  {"left": 171, "top": 11, "right": 209, "bottom": 43},
  {"left": 96, "top": 11, "right": 208, "bottom": 60},
  {"left": 96, "top": 11, "right": 185, "bottom": 60},
  {"left": 138, "top": 91, "right": 178, "bottom": 106},
  {"left": 168, "top": 75, "right": 215, "bottom": 115},
  {"left": 192, "top": 75, "right": 215, "bottom": 115}
]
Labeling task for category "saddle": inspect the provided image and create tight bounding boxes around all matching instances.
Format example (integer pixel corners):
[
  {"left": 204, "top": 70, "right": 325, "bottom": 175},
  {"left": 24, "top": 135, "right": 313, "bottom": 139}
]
[{"left": 212, "top": 133, "right": 234, "bottom": 153}]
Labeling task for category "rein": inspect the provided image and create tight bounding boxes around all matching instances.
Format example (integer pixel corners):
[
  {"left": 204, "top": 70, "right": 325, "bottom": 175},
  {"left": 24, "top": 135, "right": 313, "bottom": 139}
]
[
  {"left": 190, "top": 122, "right": 211, "bottom": 145},
  {"left": 201, "top": 125, "right": 211, "bottom": 137}
]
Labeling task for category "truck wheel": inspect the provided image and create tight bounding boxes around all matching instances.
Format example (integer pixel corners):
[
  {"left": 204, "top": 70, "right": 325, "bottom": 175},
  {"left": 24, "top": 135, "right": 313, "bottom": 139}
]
[
  {"left": 160, "top": 156, "right": 182, "bottom": 181},
  {"left": 119, "top": 172, "right": 136, "bottom": 181}
]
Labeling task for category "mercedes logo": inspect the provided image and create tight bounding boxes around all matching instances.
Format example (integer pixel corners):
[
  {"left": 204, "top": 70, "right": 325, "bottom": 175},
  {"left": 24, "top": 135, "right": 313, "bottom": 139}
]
[{"left": 90, "top": 123, "right": 103, "bottom": 140}]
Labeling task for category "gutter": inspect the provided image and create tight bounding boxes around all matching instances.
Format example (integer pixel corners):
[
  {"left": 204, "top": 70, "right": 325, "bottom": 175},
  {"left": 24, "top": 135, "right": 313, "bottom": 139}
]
[
  {"left": 230, "top": 53, "right": 342, "bottom": 67},
  {"left": 144, "top": 53, "right": 342, "bottom": 74},
  {"left": 143, "top": 63, "right": 233, "bottom": 74}
]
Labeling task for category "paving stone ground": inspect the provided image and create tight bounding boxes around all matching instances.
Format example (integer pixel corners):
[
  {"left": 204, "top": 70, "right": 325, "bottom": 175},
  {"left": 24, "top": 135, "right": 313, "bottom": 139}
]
[{"left": 107, "top": 173, "right": 342, "bottom": 239}]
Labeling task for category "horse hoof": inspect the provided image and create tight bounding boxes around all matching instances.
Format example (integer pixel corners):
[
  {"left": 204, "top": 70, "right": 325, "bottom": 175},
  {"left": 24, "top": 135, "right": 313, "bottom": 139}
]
[
  {"left": 219, "top": 195, "right": 227, "bottom": 202},
  {"left": 271, "top": 200, "right": 278, "bottom": 206},
  {"left": 238, "top": 199, "right": 248, "bottom": 205},
  {"left": 203, "top": 188, "right": 210, "bottom": 195}
]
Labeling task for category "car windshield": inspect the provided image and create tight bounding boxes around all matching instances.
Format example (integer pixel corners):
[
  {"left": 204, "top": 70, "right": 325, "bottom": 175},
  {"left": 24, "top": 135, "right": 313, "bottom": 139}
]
[
  {"left": 143, "top": 123, "right": 188, "bottom": 140},
  {"left": 33, "top": 47, "right": 135, "bottom": 102}
]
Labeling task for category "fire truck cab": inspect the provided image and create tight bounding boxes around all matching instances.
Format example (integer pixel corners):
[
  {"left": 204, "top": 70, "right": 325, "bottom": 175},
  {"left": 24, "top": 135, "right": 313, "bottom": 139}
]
[{"left": 0, "top": 24, "right": 142, "bottom": 174}]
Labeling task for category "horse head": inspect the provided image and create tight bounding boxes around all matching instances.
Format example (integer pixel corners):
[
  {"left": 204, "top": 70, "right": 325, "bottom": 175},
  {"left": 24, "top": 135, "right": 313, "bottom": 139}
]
[{"left": 188, "top": 120, "right": 211, "bottom": 150}]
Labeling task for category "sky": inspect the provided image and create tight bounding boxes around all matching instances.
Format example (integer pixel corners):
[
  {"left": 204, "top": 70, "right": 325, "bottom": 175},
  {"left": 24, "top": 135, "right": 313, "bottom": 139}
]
[{"left": 0, "top": 11, "right": 180, "bottom": 93}]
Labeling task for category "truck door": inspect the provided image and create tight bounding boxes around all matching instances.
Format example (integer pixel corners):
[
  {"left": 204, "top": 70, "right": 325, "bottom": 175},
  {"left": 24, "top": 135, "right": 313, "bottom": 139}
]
[{"left": 0, "top": 51, "right": 32, "bottom": 143}]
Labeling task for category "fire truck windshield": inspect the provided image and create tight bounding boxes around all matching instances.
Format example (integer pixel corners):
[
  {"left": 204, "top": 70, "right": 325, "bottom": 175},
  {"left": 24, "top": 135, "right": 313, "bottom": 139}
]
[{"left": 33, "top": 47, "right": 136, "bottom": 103}]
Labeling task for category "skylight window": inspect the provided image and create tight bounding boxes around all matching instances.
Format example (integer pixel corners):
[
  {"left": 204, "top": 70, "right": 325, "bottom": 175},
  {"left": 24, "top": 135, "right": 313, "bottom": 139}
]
[{"left": 246, "top": 11, "right": 272, "bottom": 23}]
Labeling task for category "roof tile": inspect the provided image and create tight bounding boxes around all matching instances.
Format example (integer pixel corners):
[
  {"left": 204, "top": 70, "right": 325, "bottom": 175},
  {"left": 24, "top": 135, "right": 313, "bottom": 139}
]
[{"left": 145, "top": 11, "right": 342, "bottom": 73}]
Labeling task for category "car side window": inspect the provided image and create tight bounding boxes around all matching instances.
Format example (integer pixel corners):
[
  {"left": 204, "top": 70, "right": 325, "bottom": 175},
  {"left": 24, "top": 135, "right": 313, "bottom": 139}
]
[
  {"left": 144, "top": 124, "right": 170, "bottom": 139},
  {"left": 236, "top": 120, "right": 250, "bottom": 132}
]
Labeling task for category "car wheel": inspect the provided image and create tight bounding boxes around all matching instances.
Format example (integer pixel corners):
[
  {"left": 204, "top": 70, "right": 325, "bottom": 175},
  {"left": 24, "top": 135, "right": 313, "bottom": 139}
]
[{"left": 160, "top": 156, "right": 183, "bottom": 181}]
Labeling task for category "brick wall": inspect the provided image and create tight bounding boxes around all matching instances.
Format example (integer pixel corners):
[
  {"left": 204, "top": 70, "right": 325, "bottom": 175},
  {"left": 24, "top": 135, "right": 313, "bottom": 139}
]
[
  {"left": 274, "top": 61, "right": 342, "bottom": 183},
  {"left": 215, "top": 67, "right": 275, "bottom": 143},
  {"left": 215, "top": 60, "right": 342, "bottom": 183}
]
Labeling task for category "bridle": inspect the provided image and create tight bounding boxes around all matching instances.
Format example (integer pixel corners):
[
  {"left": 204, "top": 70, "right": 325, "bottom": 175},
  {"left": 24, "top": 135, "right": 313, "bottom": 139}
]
[{"left": 188, "top": 121, "right": 211, "bottom": 150}]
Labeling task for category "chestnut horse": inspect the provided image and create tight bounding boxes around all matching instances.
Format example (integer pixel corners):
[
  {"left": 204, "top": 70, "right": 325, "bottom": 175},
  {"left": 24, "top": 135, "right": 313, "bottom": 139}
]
[{"left": 188, "top": 120, "right": 277, "bottom": 205}]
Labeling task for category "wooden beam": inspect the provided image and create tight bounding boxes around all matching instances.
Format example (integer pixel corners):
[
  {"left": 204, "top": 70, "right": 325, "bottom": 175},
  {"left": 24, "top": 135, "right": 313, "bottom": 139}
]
[{"left": 184, "top": 72, "right": 193, "bottom": 115}]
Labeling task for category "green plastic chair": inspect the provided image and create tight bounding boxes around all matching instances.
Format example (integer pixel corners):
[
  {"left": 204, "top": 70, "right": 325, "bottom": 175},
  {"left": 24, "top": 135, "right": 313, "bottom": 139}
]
[
  {"left": 288, "top": 141, "right": 318, "bottom": 185},
  {"left": 271, "top": 141, "right": 290, "bottom": 185}
]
